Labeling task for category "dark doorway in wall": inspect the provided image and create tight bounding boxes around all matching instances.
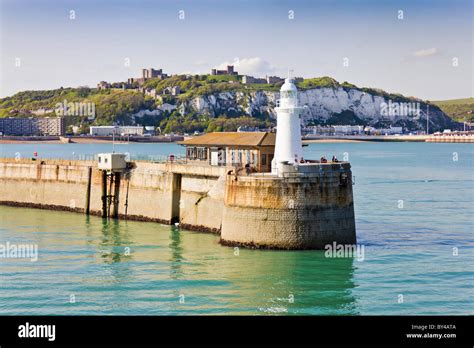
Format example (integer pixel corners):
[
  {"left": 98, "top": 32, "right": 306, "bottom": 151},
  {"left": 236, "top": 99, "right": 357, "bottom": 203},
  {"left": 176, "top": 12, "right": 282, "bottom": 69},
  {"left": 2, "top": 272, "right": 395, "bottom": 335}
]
[{"left": 171, "top": 173, "right": 182, "bottom": 224}]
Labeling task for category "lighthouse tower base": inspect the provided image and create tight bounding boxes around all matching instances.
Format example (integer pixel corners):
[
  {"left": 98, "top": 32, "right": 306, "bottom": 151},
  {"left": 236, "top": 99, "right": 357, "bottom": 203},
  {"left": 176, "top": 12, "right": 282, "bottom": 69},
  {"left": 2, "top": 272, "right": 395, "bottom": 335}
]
[{"left": 220, "top": 162, "right": 356, "bottom": 249}]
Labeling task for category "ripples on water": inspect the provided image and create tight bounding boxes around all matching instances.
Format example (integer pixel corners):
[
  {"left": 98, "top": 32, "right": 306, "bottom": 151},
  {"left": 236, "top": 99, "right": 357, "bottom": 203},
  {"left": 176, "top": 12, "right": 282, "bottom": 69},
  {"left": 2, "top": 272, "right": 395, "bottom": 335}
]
[{"left": 0, "top": 142, "right": 472, "bottom": 315}]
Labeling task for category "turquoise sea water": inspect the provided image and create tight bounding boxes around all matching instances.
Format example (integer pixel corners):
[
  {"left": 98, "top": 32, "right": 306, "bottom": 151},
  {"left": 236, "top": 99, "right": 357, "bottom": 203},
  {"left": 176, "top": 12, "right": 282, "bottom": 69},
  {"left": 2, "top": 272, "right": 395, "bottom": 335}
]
[{"left": 0, "top": 142, "right": 473, "bottom": 315}]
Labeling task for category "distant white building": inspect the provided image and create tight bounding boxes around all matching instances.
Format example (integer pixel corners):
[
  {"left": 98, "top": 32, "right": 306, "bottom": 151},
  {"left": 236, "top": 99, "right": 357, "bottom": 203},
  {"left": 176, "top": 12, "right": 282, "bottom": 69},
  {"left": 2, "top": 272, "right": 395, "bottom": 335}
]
[
  {"left": 0, "top": 117, "right": 65, "bottom": 136},
  {"left": 144, "top": 126, "right": 156, "bottom": 135},
  {"left": 377, "top": 126, "right": 403, "bottom": 135},
  {"left": 144, "top": 88, "right": 157, "bottom": 98},
  {"left": 388, "top": 126, "right": 403, "bottom": 134},
  {"left": 305, "top": 126, "right": 335, "bottom": 135},
  {"left": 333, "top": 125, "right": 364, "bottom": 135},
  {"left": 364, "top": 126, "right": 403, "bottom": 135},
  {"left": 162, "top": 86, "right": 181, "bottom": 96},
  {"left": 90, "top": 126, "right": 144, "bottom": 136},
  {"left": 237, "top": 126, "right": 260, "bottom": 132}
]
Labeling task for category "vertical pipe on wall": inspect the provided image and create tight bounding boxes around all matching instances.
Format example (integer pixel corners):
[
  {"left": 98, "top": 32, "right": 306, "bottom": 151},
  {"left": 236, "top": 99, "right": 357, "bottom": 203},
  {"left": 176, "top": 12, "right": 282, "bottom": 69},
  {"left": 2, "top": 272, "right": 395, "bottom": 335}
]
[
  {"left": 124, "top": 178, "right": 130, "bottom": 219},
  {"left": 107, "top": 173, "right": 114, "bottom": 219},
  {"left": 101, "top": 170, "right": 107, "bottom": 218},
  {"left": 85, "top": 167, "right": 92, "bottom": 215},
  {"left": 112, "top": 172, "right": 121, "bottom": 219}
]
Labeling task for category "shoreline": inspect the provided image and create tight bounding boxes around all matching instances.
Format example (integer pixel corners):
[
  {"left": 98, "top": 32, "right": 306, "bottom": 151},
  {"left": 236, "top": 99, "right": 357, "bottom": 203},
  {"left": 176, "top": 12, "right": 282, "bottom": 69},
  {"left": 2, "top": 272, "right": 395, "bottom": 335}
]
[
  {"left": 303, "top": 139, "right": 367, "bottom": 143},
  {"left": 1, "top": 139, "right": 366, "bottom": 144},
  {"left": 303, "top": 135, "right": 429, "bottom": 143},
  {"left": 1, "top": 134, "right": 471, "bottom": 144},
  {"left": 0, "top": 135, "right": 184, "bottom": 144}
]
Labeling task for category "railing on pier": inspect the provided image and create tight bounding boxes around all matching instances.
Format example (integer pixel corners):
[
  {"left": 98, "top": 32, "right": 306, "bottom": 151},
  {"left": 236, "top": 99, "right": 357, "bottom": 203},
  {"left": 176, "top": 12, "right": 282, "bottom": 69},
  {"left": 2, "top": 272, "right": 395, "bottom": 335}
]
[{"left": 47, "top": 153, "right": 187, "bottom": 163}]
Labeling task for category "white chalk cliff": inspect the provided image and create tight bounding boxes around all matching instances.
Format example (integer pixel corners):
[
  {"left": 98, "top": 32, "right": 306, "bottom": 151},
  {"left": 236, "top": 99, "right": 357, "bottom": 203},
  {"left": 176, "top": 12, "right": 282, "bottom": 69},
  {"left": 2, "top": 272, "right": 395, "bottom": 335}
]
[{"left": 143, "top": 87, "right": 457, "bottom": 131}]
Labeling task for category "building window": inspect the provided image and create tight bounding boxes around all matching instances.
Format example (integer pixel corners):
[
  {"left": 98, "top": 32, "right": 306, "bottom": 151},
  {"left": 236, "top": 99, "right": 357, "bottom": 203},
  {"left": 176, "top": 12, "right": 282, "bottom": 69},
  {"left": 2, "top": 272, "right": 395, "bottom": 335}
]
[
  {"left": 252, "top": 152, "right": 258, "bottom": 166},
  {"left": 218, "top": 149, "right": 225, "bottom": 165},
  {"left": 197, "top": 147, "right": 207, "bottom": 160},
  {"left": 187, "top": 147, "right": 198, "bottom": 160},
  {"left": 261, "top": 154, "right": 267, "bottom": 165}
]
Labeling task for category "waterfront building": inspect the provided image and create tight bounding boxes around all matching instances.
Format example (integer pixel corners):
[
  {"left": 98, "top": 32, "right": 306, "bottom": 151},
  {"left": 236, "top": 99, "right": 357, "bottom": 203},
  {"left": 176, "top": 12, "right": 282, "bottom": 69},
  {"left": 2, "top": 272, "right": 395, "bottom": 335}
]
[
  {"left": 179, "top": 132, "right": 275, "bottom": 172},
  {"left": 305, "top": 125, "right": 335, "bottom": 135},
  {"left": 37, "top": 117, "right": 66, "bottom": 136},
  {"left": 89, "top": 126, "right": 144, "bottom": 136},
  {"left": 383, "top": 126, "right": 403, "bottom": 135},
  {"left": 144, "top": 126, "right": 156, "bottom": 135},
  {"left": 0, "top": 117, "right": 33, "bottom": 135},
  {"left": 427, "top": 130, "right": 474, "bottom": 143},
  {"left": 237, "top": 126, "right": 261, "bottom": 132},
  {"left": 0, "top": 117, "right": 65, "bottom": 136},
  {"left": 308, "top": 125, "right": 403, "bottom": 136},
  {"left": 333, "top": 125, "right": 364, "bottom": 135},
  {"left": 272, "top": 77, "right": 304, "bottom": 173},
  {"left": 364, "top": 126, "right": 403, "bottom": 135}
]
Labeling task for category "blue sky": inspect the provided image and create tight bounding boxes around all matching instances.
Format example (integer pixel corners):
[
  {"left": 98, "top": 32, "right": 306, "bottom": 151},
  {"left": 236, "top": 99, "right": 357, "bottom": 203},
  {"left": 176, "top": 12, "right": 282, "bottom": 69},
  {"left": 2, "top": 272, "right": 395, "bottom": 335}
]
[{"left": 0, "top": 0, "right": 472, "bottom": 100}]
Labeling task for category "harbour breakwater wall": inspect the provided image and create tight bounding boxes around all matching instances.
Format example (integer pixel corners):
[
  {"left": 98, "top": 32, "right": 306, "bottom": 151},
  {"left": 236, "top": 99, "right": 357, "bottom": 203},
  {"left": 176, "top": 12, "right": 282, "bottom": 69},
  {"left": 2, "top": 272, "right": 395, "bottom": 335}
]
[
  {"left": 0, "top": 158, "right": 356, "bottom": 249},
  {"left": 221, "top": 166, "right": 356, "bottom": 249}
]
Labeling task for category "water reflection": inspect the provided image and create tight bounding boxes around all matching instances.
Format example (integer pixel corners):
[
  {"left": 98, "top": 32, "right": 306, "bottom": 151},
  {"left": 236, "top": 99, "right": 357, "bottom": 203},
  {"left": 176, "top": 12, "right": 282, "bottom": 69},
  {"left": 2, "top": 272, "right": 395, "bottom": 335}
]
[
  {"left": 158, "top": 227, "right": 358, "bottom": 315},
  {"left": 0, "top": 206, "right": 358, "bottom": 315},
  {"left": 168, "top": 226, "right": 184, "bottom": 280},
  {"left": 98, "top": 219, "right": 134, "bottom": 285},
  {"left": 213, "top": 249, "right": 358, "bottom": 315}
]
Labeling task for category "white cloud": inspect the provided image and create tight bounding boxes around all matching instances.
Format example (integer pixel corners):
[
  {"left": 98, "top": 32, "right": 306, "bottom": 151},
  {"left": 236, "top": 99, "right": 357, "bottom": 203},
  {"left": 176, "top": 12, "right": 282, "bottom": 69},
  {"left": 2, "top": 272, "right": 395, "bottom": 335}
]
[
  {"left": 216, "top": 57, "right": 277, "bottom": 76},
  {"left": 193, "top": 60, "right": 208, "bottom": 67},
  {"left": 413, "top": 48, "right": 438, "bottom": 57}
]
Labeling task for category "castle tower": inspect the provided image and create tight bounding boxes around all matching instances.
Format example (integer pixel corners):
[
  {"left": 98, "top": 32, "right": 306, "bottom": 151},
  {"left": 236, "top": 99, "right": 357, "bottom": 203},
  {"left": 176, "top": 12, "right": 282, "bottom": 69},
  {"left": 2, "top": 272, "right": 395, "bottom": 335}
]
[{"left": 272, "top": 77, "right": 304, "bottom": 174}]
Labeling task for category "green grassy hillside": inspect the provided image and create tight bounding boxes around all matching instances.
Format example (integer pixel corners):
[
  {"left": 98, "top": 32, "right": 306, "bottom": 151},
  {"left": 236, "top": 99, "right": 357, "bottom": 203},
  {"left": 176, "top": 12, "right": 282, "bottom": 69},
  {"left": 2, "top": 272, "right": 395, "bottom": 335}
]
[
  {"left": 0, "top": 75, "right": 457, "bottom": 134},
  {"left": 0, "top": 88, "right": 154, "bottom": 125},
  {"left": 431, "top": 98, "right": 474, "bottom": 123}
]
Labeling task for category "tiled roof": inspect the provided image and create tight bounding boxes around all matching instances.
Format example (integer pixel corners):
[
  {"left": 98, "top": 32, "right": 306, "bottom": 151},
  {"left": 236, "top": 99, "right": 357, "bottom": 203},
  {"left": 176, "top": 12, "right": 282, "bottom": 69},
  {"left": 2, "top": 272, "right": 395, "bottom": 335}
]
[{"left": 178, "top": 132, "right": 275, "bottom": 147}]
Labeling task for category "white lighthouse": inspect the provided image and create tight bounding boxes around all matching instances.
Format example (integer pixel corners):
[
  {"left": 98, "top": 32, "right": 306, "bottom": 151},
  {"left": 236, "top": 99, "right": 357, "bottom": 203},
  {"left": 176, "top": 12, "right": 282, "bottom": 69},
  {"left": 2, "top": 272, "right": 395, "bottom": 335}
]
[{"left": 272, "top": 77, "right": 304, "bottom": 174}]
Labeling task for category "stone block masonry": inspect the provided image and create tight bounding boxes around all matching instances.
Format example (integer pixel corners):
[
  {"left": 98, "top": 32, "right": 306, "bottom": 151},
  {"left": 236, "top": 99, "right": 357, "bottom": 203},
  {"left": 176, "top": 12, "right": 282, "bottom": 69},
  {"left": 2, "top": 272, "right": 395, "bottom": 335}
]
[
  {"left": 0, "top": 158, "right": 356, "bottom": 250},
  {"left": 221, "top": 163, "right": 356, "bottom": 249}
]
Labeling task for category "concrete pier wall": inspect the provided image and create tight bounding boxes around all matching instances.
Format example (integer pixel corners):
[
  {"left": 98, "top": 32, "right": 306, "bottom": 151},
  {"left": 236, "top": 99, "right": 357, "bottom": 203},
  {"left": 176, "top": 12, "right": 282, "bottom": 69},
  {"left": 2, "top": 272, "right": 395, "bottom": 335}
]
[
  {"left": 0, "top": 158, "right": 356, "bottom": 249},
  {"left": 0, "top": 159, "right": 97, "bottom": 213},
  {"left": 0, "top": 158, "right": 227, "bottom": 230},
  {"left": 178, "top": 174, "right": 225, "bottom": 232}
]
